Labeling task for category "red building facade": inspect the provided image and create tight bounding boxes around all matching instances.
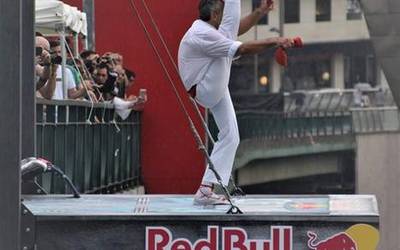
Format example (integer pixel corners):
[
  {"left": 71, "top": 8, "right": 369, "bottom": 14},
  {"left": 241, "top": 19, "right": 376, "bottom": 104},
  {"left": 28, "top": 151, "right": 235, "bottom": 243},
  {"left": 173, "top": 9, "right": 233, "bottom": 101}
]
[{"left": 65, "top": 0, "right": 205, "bottom": 194}]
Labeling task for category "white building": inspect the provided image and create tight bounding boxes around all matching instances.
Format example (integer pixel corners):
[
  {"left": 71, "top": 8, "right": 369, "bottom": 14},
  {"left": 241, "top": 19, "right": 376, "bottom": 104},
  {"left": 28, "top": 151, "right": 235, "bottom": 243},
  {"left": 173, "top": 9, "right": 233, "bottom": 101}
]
[{"left": 231, "top": 0, "right": 389, "bottom": 94}]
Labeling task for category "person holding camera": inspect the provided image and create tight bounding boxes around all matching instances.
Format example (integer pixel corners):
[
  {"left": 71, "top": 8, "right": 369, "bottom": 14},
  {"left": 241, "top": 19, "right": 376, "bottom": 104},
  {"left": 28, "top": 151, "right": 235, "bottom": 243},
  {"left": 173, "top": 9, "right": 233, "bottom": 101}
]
[
  {"left": 114, "top": 65, "right": 129, "bottom": 99},
  {"left": 93, "top": 63, "right": 117, "bottom": 101},
  {"left": 49, "top": 41, "right": 94, "bottom": 100},
  {"left": 35, "top": 36, "right": 58, "bottom": 100}
]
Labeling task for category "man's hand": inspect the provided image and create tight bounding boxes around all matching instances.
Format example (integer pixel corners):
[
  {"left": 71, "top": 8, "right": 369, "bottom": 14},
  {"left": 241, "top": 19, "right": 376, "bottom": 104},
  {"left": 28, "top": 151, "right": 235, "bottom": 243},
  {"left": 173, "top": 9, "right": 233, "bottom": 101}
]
[
  {"left": 257, "top": 0, "right": 274, "bottom": 15},
  {"left": 239, "top": 0, "right": 274, "bottom": 36},
  {"left": 275, "top": 37, "right": 294, "bottom": 49},
  {"left": 82, "top": 80, "right": 94, "bottom": 91}
]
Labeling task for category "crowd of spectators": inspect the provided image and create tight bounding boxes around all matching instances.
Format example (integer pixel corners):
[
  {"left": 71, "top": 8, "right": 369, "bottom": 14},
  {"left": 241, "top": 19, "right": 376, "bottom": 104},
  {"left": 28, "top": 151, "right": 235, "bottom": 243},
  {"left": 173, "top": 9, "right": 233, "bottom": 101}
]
[{"left": 35, "top": 34, "right": 146, "bottom": 109}]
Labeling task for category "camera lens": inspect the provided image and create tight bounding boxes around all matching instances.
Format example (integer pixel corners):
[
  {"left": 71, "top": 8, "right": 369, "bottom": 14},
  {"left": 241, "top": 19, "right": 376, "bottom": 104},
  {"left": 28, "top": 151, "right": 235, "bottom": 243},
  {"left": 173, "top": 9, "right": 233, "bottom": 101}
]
[
  {"left": 35, "top": 47, "right": 43, "bottom": 56},
  {"left": 51, "top": 55, "right": 62, "bottom": 65}
]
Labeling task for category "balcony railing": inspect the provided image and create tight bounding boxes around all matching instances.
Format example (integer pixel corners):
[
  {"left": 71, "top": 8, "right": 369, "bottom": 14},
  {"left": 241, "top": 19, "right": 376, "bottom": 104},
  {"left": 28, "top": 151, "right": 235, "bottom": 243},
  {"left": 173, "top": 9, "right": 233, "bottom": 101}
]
[{"left": 36, "top": 99, "right": 141, "bottom": 194}]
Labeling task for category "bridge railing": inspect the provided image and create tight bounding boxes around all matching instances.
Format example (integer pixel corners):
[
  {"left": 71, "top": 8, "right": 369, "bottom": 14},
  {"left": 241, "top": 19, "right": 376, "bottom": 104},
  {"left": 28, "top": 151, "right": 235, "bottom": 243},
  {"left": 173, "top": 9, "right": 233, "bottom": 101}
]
[
  {"left": 209, "top": 110, "right": 353, "bottom": 141},
  {"left": 351, "top": 106, "right": 400, "bottom": 133},
  {"left": 284, "top": 88, "right": 395, "bottom": 112},
  {"left": 218, "top": 89, "right": 394, "bottom": 142},
  {"left": 36, "top": 98, "right": 142, "bottom": 194}
]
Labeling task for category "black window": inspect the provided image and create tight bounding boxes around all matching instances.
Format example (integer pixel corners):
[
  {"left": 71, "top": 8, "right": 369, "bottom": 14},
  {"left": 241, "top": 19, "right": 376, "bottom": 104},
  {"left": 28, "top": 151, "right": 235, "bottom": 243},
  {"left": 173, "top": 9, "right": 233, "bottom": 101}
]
[
  {"left": 284, "top": 55, "right": 332, "bottom": 91},
  {"left": 344, "top": 55, "right": 377, "bottom": 88},
  {"left": 252, "top": 0, "right": 268, "bottom": 25},
  {"left": 316, "top": 0, "right": 331, "bottom": 22},
  {"left": 285, "top": 0, "right": 300, "bottom": 23},
  {"left": 347, "top": 0, "right": 362, "bottom": 20}
]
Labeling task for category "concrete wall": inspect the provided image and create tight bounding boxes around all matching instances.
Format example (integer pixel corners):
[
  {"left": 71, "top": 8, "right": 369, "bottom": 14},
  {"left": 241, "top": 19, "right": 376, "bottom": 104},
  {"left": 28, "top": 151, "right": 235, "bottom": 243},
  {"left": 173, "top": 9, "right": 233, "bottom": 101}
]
[
  {"left": 237, "top": 153, "right": 340, "bottom": 186},
  {"left": 356, "top": 133, "right": 400, "bottom": 250}
]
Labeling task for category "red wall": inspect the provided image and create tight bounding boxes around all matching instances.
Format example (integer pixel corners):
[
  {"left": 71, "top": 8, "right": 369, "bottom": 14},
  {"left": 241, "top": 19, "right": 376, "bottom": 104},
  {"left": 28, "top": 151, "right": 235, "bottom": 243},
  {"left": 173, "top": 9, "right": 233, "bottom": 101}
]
[{"left": 65, "top": 0, "right": 205, "bottom": 194}]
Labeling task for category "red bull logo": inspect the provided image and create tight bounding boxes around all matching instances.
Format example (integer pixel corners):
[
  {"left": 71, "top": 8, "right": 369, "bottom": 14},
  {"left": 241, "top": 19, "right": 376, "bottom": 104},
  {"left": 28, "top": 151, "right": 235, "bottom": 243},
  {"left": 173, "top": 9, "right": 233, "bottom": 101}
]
[
  {"left": 146, "top": 225, "right": 293, "bottom": 250},
  {"left": 307, "top": 224, "right": 380, "bottom": 250}
]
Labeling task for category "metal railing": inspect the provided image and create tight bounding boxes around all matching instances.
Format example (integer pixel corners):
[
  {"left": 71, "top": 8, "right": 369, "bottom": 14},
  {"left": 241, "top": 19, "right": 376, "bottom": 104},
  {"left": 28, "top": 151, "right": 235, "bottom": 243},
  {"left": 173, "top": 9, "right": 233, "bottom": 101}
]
[
  {"left": 216, "top": 88, "right": 395, "bottom": 142},
  {"left": 284, "top": 88, "right": 395, "bottom": 112},
  {"left": 351, "top": 106, "right": 400, "bottom": 133},
  {"left": 209, "top": 110, "right": 353, "bottom": 141},
  {"left": 36, "top": 99, "right": 142, "bottom": 194}
]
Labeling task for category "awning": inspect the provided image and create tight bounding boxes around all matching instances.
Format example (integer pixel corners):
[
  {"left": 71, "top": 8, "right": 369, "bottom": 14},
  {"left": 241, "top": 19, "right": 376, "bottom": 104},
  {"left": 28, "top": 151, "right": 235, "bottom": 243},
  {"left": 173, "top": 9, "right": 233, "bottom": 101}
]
[{"left": 35, "top": 0, "right": 87, "bottom": 36}]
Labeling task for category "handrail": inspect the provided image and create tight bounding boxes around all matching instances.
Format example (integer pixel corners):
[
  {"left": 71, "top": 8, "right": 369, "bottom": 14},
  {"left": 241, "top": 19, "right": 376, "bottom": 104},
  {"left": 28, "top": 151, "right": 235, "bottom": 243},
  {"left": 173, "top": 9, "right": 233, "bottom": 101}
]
[
  {"left": 35, "top": 99, "right": 143, "bottom": 194},
  {"left": 36, "top": 98, "right": 114, "bottom": 109}
]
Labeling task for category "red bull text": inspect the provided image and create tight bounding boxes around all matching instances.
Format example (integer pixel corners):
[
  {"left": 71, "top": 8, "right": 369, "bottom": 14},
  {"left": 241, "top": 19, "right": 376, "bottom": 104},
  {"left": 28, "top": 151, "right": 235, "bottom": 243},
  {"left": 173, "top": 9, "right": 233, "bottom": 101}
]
[{"left": 146, "top": 226, "right": 293, "bottom": 250}]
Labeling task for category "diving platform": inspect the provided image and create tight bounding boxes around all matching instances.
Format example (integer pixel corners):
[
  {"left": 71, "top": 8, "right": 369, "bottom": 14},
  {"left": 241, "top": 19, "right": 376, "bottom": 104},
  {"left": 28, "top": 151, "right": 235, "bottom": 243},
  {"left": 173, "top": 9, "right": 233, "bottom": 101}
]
[{"left": 21, "top": 195, "right": 379, "bottom": 250}]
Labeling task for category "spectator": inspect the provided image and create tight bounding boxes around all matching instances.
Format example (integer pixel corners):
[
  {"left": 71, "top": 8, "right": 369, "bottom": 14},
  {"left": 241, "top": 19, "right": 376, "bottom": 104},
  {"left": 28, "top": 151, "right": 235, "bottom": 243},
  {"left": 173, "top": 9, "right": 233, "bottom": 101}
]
[
  {"left": 99, "top": 52, "right": 118, "bottom": 75},
  {"left": 94, "top": 63, "right": 116, "bottom": 101},
  {"left": 111, "top": 53, "right": 123, "bottom": 66},
  {"left": 81, "top": 50, "right": 99, "bottom": 76},
  {"left": 35, "top": 36, "right": 57, "bottom": 100},
  {"left": 49, "top": 41, "right": 93, "bottom": 100},
  {"left": 114, "top": 65, "right": 129, "bottom": 99},
  {"left": 125, "top": 68, "right": 136, "bottom": 88}
]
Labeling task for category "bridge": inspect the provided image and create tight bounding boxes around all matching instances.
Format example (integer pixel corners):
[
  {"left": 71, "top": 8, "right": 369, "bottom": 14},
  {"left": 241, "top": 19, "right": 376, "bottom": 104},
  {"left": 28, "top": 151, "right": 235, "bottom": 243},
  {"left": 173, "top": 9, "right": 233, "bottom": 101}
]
[{"left": 209, "top": 89, "right": 399, "bottom": 193}]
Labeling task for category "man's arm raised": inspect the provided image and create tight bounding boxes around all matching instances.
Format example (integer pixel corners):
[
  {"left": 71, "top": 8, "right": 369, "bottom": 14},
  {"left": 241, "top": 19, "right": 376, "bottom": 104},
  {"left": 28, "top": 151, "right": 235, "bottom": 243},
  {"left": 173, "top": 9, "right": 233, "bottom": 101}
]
[
  {"left": 236, "top": 37, "right": 292, "bottom": 56},
  {"left": 238, "top": 0, "right": 273, "bottom": 36}
]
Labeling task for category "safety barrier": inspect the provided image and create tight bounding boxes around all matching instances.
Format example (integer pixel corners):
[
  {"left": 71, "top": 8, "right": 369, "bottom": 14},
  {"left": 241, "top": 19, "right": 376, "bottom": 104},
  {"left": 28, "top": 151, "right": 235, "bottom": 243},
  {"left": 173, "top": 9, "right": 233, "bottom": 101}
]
[{"left": 36, "top": 99, "right": 142, "bottom": 194}]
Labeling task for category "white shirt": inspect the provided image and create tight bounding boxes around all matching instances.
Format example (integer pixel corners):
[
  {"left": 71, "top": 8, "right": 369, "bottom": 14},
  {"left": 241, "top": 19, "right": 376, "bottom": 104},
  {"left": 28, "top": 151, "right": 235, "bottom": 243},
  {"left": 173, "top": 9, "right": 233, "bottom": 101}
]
[
  {"left": 178, "top": 0, "right": 241, "bottom": 108},
  {"left": 53, "top": 66, "right": 76, "bottom": 100}
]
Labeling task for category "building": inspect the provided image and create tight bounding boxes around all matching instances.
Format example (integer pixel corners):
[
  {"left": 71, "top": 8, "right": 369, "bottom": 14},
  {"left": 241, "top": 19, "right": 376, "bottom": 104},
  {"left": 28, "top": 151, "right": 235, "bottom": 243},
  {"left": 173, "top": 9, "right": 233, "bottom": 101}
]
[{"left": 231, "top": 0, "right": 389, "bottom": 94}]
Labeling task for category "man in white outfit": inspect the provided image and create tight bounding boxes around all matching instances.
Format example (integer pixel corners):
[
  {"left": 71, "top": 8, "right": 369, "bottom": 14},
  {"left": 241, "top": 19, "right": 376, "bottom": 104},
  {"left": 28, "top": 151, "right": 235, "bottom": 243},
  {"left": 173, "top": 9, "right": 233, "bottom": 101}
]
[{"left": 178, "top": 0, "right": 293, "bottom": 205}]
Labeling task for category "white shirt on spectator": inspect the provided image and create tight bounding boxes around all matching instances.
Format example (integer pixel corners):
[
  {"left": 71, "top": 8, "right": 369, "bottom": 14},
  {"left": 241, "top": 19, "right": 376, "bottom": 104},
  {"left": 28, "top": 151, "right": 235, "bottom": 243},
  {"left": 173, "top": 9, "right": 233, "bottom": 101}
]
[
  {"left": 53, "top": 66, "right": 76, "bottom": 100},
  {"left": 178, "top": 0, "right": 242, "bottom": 108}
]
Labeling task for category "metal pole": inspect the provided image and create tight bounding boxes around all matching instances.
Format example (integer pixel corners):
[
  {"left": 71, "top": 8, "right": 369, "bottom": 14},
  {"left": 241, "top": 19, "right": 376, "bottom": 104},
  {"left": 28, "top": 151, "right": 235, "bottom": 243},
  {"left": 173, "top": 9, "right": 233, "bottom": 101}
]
[
  {"left": 21, "top": 0, "right": 36, "bottom": 158},
  {"left": 254, "top": 25, "right": 259, "bottom": 93},
  {"left": 279, "top": 0, "right": 285, "bottom": 38},
  {"left": 74, "top": 33, "right": 80, "bottom": 58},
  {"left": 83, "top": 0, "right": 96, "bottom": 50},
  {"left": 60, "top": 26, "right": 68, "bottom": 100},
  {"left": 279, "top": 0, "right": 285, "bottom": 92},
  {"left": 0, "top": 0, "right": 24, "bottom": 248},
  {"left": 84, "top": 37, "right": 89, "bottom": 50}
]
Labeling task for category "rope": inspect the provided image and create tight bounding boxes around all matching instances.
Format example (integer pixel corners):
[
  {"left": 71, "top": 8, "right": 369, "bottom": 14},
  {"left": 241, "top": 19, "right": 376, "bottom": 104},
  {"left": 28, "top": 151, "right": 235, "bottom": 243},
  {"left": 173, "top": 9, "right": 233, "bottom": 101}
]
[
  {"left": 62, "top": 36, "right": 95, "bottom": 122},
  {"left": 139, "top": 0, "right": 244, "bottom": 195},
  {"left": 127, "top": 0, "right": 241, "bottom": 210}
]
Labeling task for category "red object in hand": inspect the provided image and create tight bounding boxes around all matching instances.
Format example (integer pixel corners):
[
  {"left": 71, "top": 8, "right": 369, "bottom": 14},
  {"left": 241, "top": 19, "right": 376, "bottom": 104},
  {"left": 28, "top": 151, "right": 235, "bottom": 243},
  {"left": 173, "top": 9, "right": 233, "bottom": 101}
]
[
  {"left": 293, "top": 37, "right": 303, "bottom": 48},
  {"left": 275, "top": 47, "right": 288, "bottom": 67},
  {"left": 267, "top": 0, "right": 274, "bottom": 7}
]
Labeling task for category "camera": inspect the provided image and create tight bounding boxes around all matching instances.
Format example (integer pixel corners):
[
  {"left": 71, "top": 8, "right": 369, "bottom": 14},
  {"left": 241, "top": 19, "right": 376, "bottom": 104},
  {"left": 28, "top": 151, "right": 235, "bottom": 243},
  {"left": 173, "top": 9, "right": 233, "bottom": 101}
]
[
  {"left": 84, "top": 59, "right": 96, "bottom": 74},
  {"left": 50, "top": 53, "right": 62, "bottom": 65},
  {"left": 35, "top": 47, "right": 43, "bottom": 56},
  {"left": 97, "top": 56, "right": 114, "bottom": 65}
]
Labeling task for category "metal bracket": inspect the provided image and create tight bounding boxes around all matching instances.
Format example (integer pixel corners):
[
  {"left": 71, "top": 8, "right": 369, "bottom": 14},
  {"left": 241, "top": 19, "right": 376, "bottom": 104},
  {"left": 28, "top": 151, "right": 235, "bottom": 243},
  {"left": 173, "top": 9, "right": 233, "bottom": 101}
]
[{"left": 20, "top": 204, "right": 36, "bottom": 250}]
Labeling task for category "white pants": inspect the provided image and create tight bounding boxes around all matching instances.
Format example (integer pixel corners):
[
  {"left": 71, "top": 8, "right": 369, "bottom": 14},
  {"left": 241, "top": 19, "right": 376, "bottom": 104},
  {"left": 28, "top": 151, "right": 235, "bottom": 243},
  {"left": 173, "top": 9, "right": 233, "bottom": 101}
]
[{"left": 197, "top": 89, "right": 240, "bottom": 186}]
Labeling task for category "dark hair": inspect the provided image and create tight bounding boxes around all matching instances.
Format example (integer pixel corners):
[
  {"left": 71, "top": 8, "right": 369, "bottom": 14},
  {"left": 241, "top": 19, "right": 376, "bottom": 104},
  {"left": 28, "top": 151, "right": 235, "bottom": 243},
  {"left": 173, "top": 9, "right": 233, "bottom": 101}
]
[
  {"left": 80, "top": 50, "right": 96, "bottom": 60},
  {"left": 97, "top": 62, "right": 110, "bottom": 72},
  {"left": 198, "top": 0, "right": 223, "bottom": 21},
  {"left": 125, "top": 68, "right": 136, "bottom": 80},
  {"left": 49, "top": 40, "right": 61, "bottom": 49}
]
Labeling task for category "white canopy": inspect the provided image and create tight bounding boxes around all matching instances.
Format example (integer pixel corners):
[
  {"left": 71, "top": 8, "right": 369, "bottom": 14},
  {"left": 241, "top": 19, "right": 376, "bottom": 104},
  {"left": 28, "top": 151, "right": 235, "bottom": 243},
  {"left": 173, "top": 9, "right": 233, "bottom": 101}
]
[{"left": 35, "top": 0, "right": 87, "bottom": 36}]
